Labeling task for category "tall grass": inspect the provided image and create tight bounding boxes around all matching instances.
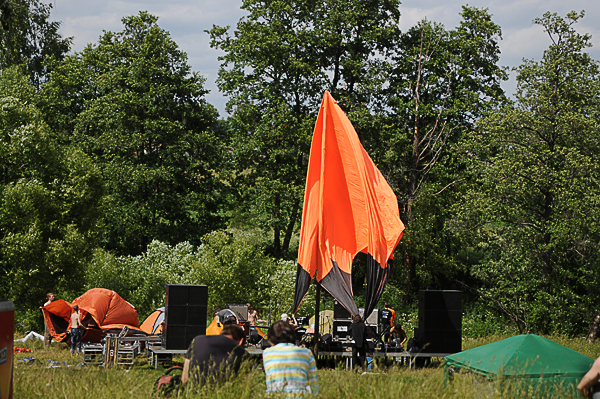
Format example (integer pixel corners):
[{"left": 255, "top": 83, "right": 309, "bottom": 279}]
[{"left": 12, "top": 334, "right": 600, "bottom": 398}]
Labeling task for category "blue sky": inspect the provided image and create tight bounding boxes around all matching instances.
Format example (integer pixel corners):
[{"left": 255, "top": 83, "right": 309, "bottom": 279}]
[{"left": 50, "top": 0, "right": 600, "bottom": 117}]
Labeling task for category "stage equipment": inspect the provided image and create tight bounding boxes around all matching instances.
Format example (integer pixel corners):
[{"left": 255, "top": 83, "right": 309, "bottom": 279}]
[
  {"left": 332, "top": 319, "right": 352, "bottom": 341},
  {"left": 415, "top": 290, "right": 461, "bottom": 354},
  {"left": 163, "top": 284, "right": 208, "bottom": 350},
  {"left": 359, "top": 307, "right": 379, "bottom": 333},
  {"left": 334, "top": 300, "right": 351, "bottom": 319},
  {"left": 228, "top": 303, "right": 249, "bottom": 322},
  {"left": 248, "top": 326, "right": 260, "bottom": 345}
]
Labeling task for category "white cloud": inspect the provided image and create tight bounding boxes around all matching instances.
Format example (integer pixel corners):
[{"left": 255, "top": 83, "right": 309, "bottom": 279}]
[{"left": 50, "top": 0, "right": 600, "bottom": 115}]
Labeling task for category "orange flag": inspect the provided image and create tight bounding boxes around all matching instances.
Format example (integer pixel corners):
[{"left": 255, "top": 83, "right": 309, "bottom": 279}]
[{"left": 293, "top": 91, "right": 404, "bottom": 317}]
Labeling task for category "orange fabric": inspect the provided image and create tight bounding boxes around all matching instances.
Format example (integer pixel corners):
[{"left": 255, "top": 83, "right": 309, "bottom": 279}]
[
  {"left": 72, "top": 288, "right": 139, "bottom": 328},
  {"left": 14, "top": 347, "right": 32, "bottom": 353},
  {"left": 42, "top": 289, "right": 141, "bottom": 343},
  {"left": 297, "top": 90, "right": 404, "bottom": 283},
  {"left": 206, "top": 317, "right": 222, "bottom": 335},
  {"left": 140, "top": 309, "right": 163, "bottom": 335}
]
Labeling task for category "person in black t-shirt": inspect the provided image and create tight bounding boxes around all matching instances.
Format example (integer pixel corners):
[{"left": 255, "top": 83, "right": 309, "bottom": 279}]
[
  {"left": 349, "top": 315, "right": 367, "bottom": 370},
  {"left": 182, "top": 324, "right": 247, "bottom": 385},
  {"left": 380, "top": 302, "right": 396, "bottom": 345}
]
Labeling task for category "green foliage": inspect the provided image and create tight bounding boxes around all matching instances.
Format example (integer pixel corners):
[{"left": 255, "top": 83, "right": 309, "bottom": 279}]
[
  {"left": 462, "top": 302, "right": 517, "bottom": 338},
  {"left": 84, "top": 242, "right": 196, "bottom": 319},
  {"left": 0, "top": 66, "right": 103, "bottom": 330},
  {"left": 0, "top": 0, "right": 71, "bottom": 87},
  {"left": 354, "top": 7, "right": 509, "bottom": 300},
  {"left": 83, "top": 229, "right": 311, "bottom": 321},
  {"left": 39, "top": 11, "right": 224, "bottom": 255},
  {"left": 456, "top": 11, "right": 600, "bottom": 335},
  {"left": 209, "top": 0, "right": 402, "bottom": 255}
]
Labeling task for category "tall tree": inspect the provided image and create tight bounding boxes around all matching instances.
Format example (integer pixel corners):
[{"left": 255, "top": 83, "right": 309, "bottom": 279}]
[
  {"left": 0, "top": 66, "right": 103, "bottom": 328},
  {"left": 456, "top": 11, "right": 600, "bottom": 334},
  {"left": 367, "top": 6, "right": 507, "bottom": 297},
  {"left": 40, "top": 12, "right": 224, "bottom": 255},
  {"left": 208, "top": 0, "right": 402, "bottom": 256},
  {"left": 0, "top": 0, "right": 71, "bottom": 87}
]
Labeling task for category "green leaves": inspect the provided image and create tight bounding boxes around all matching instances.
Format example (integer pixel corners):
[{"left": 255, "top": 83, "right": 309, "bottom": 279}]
[
  {"left": 40, "top": 12, "right": 224, "bottom": 255},
  {"left": 456, "top": 11, "right": 600, "bottom": 334},
  {"left": 0, "top": 67, "right": 103, "bottom": 329},
  {"left": 0, "top": 0, "right": 71, "bottom": 88},
  {"left": 210, "top": 0, "right": 402, "bottom": 255}
]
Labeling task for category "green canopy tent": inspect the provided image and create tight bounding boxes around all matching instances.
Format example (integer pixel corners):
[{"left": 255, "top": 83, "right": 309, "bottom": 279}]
[{"left": 444, "top": 334, "right": 593, "bottom": 396}]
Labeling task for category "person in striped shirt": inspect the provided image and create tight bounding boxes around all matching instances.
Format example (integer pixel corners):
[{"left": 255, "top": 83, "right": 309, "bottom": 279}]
[{"left": 263, "top": 320, "right": 319, "bottom": 396}]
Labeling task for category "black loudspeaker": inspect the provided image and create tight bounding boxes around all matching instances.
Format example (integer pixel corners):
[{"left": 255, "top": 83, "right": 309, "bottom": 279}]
[
  {"left": 163, "top": 284, "right": 208, "bottom": 350},
  {"left": 416, "top": 290, "right": 462, "bottom": 354},
  {"left": 334, "top": 300, "right": 351, "bottom": 319}
]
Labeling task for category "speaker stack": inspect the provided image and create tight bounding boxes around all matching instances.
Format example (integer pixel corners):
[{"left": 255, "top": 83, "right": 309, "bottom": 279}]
[
  {"left": 163, "top": 284, "right": 208, "bottom": 350},
  {"left": 332, "top": 300, "right": 352, "bottom": 341},
  {"left": 415, "top": 290, "right": 462, "bottom": 354}
]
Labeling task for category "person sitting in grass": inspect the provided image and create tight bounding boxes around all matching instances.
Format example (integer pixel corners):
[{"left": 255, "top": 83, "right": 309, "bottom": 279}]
[
  {"left": 578, "top": 356, "right": 600, "bottom": 398},
  {"left": 263, "top": 321, "right": 318, "bottom": 396},
  {"left": 182, "top": 324, "right": 247, "bottom": 385}
]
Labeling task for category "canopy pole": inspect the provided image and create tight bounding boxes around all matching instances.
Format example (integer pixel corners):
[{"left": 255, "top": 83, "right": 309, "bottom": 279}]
[{"left": 313, "top": 281, "right": 321, "bottom": 355}]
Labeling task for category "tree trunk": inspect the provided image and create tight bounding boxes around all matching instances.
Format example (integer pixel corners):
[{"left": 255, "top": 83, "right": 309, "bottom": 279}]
[
  {"left": 587, "top": 306, "right": 600, "bottom": 343},
  {"left": 273, "top": 193, "right": 281, "bottom": 256},
  {"left": 282, "top": 197, "right": 300, "bottom": 253}
]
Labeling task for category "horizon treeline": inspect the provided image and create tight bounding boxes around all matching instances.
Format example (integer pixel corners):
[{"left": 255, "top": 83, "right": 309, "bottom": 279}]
[{"left": 2, "top": 1, "right": 600, "bottom": 337}]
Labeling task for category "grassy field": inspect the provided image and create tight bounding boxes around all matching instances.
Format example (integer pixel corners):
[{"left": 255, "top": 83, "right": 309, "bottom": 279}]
[{"left": 11, "top": 334, "right": 600, "bottom": 398}]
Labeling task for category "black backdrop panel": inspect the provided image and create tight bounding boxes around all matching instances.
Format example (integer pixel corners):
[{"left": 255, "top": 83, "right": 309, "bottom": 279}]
[{"left": 163, "top": 284, "right": 208, "bottom": 350}]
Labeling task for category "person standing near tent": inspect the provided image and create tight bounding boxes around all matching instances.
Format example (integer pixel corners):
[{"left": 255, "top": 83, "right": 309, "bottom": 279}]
[
  {"left": 40, "top": 293, "right": 54, "bottom": 348},
  {"left": 70, "top": 305, "right": 84, "bottom": 355},
  {"left": 380, "top": 302, "right": 396, "bottom": 344},
  {"left": 182, "top": 324, "right": 247, "bottom": 385},
  {"left": 263, "top": 321, "right": 318, "bottom": 396},
  {"left": 349, "top": 315, "right": 367, "bottom": 370},
  {"left": 247, "top": 303, "right": 267, "bottom": 325}
]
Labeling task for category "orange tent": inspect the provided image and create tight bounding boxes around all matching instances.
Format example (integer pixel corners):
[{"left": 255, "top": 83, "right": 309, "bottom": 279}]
[
  {"left": 42, "top": 288, "right": 143, "bottom": 343},
  {"left": 140, "top": 307, "right": 165, "bottom": 336},
  {"left": 293, "top": 91, "right": 405, "bottom": 317}
]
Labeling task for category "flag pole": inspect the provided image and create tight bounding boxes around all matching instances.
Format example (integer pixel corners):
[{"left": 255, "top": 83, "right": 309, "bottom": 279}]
[{"left": 313, "top": 280, "right": 321, "bottom": 355}]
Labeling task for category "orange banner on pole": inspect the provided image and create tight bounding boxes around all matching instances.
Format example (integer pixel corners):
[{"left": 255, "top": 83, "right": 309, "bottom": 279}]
[{"left": 293, "top": 91, "right": 404, "bottom": 317}]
